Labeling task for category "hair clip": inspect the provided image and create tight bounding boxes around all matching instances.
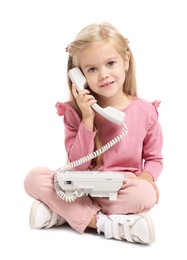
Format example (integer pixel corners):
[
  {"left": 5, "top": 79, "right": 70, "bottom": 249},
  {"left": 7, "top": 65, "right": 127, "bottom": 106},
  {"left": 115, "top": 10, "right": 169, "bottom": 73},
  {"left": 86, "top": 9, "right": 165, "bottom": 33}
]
[
  {"left": 125, "top": 38, "right": 129, "bottom": 44},
  {"left": 65, "top": 45, "right": 69, "bottom": 52}
]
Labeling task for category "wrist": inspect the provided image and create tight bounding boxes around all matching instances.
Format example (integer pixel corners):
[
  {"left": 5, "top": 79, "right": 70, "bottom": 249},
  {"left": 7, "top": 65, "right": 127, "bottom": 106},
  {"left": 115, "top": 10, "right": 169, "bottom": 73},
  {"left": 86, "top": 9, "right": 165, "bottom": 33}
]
[
  {"left": 82, "top": 117, "right": 95, "bottom": 131},
  {"left": 138, "top": 172, "right": 154, "bottom": 182}
]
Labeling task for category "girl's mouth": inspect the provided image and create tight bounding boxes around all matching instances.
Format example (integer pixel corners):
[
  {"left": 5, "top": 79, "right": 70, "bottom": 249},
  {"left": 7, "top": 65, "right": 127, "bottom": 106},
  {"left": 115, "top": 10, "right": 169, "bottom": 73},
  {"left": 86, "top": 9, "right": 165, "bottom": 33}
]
[{"left": 100, "top": 81, "right": 115, "bottom": 87}]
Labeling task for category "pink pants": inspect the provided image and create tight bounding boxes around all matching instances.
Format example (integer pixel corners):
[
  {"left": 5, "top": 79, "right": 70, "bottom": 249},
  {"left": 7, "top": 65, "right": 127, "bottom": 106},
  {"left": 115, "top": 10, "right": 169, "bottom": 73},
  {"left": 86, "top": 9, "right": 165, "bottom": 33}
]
[{"left": 24, "top": 167, "right": 157, "bottom": 233}]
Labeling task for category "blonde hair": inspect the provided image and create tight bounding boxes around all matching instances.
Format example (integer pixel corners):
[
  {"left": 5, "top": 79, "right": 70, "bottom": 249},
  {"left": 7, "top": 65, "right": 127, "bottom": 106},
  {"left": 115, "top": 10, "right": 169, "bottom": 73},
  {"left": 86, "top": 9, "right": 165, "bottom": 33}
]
[{"left": 66, "top": 22, "right": 137, "bottom": 169}]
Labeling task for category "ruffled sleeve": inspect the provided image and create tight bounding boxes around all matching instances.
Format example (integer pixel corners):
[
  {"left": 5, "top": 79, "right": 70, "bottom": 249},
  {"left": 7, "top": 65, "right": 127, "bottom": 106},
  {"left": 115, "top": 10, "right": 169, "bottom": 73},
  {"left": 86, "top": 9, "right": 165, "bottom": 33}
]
[
  {"left": 148, "top": 100, "right": 161, "bottom": 131},
  {"left": 55, "top": 102, "right": 67, "bottom": 116}
]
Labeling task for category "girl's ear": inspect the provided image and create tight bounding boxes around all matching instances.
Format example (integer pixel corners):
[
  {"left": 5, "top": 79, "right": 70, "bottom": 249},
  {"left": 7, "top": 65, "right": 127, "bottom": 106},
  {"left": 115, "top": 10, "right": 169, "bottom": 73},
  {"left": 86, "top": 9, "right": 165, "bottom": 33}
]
[{"left": 124, "top": 52, "right": 130, "bottom": 72}]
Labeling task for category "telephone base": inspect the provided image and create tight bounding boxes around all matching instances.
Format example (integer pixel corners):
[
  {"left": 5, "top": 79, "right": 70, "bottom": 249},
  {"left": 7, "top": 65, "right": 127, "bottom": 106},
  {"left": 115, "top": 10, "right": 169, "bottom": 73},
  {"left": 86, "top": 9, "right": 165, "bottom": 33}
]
[{"left": 56, "top": 171, "right": 125, "bottom": 200}]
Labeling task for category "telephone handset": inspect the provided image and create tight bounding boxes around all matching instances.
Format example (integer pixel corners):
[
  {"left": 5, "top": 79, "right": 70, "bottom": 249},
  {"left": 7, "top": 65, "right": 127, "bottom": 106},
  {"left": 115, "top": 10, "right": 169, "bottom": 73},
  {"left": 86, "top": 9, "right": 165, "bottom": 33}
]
[{"left": 68, "top": 67, "right": 126, "bottom": 125}]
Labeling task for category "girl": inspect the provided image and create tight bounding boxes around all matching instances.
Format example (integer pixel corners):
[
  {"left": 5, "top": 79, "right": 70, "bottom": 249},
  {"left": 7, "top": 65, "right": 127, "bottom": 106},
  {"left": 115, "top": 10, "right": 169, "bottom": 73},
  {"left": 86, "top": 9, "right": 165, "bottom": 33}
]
[{"left": 24, "top": 22, "right": 163, "bottom": 245}]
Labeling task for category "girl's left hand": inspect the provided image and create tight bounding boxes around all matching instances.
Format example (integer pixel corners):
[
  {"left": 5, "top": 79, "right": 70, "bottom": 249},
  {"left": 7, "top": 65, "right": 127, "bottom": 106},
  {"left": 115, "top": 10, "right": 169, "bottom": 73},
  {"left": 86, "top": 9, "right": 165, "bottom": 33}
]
[{"left": 138, "top": 172, "right": 159, "bottom": 203}]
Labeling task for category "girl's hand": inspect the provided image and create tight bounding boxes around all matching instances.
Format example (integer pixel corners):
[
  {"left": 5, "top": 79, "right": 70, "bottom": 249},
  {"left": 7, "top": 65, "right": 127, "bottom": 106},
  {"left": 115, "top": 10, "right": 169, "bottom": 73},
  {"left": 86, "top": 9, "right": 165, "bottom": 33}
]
[
  {"left": 72, "top": 84, "right": 97, "bottom": 130},
  {"left": 138, "top": 171, "right": 159, "bottom": 203}
]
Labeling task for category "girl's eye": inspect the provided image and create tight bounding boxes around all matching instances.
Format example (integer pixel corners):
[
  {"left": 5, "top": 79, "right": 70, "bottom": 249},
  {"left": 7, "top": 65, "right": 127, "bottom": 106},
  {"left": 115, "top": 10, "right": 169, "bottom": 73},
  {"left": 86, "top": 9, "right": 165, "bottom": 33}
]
[
  {"left": 107, "top": 61, "right": 116, "bottom": 67},
  {"left": 88, "top": 67, "right": 96, "bottom": 73}
]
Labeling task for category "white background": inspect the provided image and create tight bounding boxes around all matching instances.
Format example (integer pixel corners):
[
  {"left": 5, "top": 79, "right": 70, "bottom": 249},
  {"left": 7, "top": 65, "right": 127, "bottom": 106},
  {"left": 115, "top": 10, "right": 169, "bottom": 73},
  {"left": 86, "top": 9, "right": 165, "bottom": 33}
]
[{"left": 0, "top": 0, "right": 187, "bottom": 259}]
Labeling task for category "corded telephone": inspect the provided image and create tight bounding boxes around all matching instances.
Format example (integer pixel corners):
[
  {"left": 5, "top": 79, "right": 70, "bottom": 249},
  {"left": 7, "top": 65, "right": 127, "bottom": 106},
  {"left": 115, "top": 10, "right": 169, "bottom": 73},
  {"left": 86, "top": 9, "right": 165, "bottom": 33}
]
[{"left": 54, "top": 67, "right": 128, "bottom": 202}]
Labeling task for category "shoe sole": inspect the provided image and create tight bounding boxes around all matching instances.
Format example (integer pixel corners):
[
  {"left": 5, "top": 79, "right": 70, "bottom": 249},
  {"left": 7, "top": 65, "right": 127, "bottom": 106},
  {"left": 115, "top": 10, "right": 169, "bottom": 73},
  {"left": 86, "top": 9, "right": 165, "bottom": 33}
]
[
  {"left": 138, "top": 213, "right": 156, "bottom": 244},
  {"left": 29, "top": 200, "right": 42, "bottom": 229}
]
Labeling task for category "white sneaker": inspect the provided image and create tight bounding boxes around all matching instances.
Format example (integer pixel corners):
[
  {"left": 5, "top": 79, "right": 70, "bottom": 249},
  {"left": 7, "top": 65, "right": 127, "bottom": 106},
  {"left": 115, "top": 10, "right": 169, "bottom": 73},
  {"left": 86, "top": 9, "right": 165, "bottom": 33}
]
[
  {"left": 29, "top": 200, "right": 66, "bottom": 229},
  {"left": 103, "top": 213, "right": 155, "bottom": 244}
]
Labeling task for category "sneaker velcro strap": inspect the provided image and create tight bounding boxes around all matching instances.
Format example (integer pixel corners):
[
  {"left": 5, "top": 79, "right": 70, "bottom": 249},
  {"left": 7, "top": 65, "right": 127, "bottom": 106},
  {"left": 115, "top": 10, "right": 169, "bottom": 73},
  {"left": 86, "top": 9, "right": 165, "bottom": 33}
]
[
  {"left": 112, "top": 218, "right": 122, "bottom": 240},
  {"left": 112, "top": 217, "right": 133, "bottom": 242},
  {"left": 120, "top": 221, "right": 133, "bottom": 242}
]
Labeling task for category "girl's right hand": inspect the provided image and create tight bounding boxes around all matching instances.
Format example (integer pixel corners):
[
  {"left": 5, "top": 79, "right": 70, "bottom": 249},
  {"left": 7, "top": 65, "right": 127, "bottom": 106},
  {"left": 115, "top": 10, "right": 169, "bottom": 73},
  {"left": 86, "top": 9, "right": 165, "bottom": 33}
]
[{"left": 72, "top": 84, "right": 97, "bottom": 130}]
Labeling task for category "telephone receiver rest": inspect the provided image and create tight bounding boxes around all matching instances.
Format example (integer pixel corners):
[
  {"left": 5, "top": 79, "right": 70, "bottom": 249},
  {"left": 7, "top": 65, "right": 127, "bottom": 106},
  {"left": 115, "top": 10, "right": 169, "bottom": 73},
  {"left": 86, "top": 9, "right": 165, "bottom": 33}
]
[{"left": 68, "top": 67, "right": 126, "bottom": 125}]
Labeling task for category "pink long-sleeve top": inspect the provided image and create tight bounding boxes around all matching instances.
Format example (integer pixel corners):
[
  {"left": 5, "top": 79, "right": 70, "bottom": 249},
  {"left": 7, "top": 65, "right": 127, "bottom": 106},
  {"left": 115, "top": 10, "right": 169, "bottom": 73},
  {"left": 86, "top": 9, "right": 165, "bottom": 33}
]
[{"left": 56, "top": 98, "right": 163, "bottom": 181}]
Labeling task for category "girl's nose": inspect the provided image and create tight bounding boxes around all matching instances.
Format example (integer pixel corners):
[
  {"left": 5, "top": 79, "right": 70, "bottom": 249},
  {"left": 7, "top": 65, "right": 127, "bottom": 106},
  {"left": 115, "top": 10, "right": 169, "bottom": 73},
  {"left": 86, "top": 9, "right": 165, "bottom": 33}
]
[{"left": 99, "top": 73, "right": 109, "bottom": 80}]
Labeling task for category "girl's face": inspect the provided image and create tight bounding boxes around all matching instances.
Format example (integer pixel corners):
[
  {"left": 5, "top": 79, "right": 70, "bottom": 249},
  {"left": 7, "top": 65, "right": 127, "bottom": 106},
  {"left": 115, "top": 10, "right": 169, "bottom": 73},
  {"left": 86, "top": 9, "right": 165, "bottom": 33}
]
[{"left": 79, "top": 41, "right": 129, "bottom": 104}]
